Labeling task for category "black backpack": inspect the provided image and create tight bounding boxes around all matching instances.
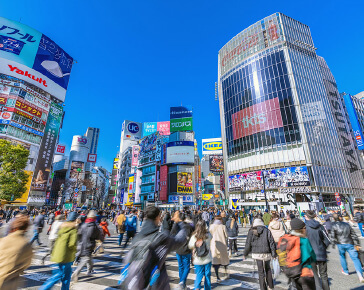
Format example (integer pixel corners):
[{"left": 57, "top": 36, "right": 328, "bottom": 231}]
[{"left": 195, "top": 240, "right": 209, "bottom": 257}]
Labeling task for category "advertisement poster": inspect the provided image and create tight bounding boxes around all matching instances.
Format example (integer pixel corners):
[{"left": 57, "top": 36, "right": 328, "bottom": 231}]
[
  {"left": 170, "top": 117, "right": 193, "bottom": 132},
  {"left": 134, "top": 170, "right": 142, "bottom": 203},
  {"left": 209, "top": 155, "right": 224, "bottom": 172},
  {"left": 30, "top": 102, "right": 63, "bottom": 192},
  {"left": 143, "top": 122, "right": 157, "bottom": 137},
  {"left": 170, "top": 106, "right": 193, "bottom": 119},
  {"left": 139, "top": 132, "right": 158, "bottom": 156},
  {"left": 113, "top": 158, "right": 119, "bottom": 169},
  {"left": 202, "top": 138, "right": 223, "bottom": 155},
  {"left": 157, "top": 121, "right": 170, "bottom": 135},
  {"left": 343, "top": 94, "right": 364, "bottom": 150},
  {"left": 131, "top": 145, "right": 140, "bottom": 166},
  {"left": 166, "top": 141, "right": 194, "bottom": 164},
  {"left": 159, "top": 165, "right": 168, "bottom": 201},
  {"left": 69, "top": 161, "right": 84, "bottom": 179},
  {"left": 177, "top": 172, "right": 193, "bottom": 194},
  {"left": 202, "top": 194, "right": 213, "bottom": 200},
  {"left": 0, "top": 17, "right": 73, "bottom": 101}
]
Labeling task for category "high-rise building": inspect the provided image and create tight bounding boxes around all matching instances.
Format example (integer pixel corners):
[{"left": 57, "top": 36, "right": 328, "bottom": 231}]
[
  {"left": 218, "top": 13, "right": 364, "bottom": 211},
  {"left": 84, "top": 127, "right": 100, "bottom": 168}
]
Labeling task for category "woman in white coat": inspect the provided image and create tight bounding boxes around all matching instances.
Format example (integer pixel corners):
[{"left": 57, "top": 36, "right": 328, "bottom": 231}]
[{"left": 209, "top": 215, "right": 229, "bottom": 282}]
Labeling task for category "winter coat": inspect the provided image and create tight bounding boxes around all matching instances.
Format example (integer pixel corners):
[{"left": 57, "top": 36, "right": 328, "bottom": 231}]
[
  {"left": 0, "top": 230, "right": 33, "bottom": 289},
  {"left": 244, "top": 226, "right": 277, "bottom": 258},
  {"left": 331, "top": 221, "right": 360, "bottom": 246},
  {"left": 262, "top": 213, "right": 272, "bottom": 226},
  {"left": 305, "top": 219, "right": 330, "bottom": 261},
  {"left": 51, "top": 222, "right": 78, "bottom": 263},
  {"left": 323, "top": 214, "right": 332, "bottom": 231},
  {"left": 128, "top": 219, "right": 187, "bottom": 290},
  {"left": 285, "top": 220, "right": 292, "bottom": 232},
  {"left": 100, "top": 221, "right": 111, "bottom": 237},
  {"left": 162, "top": 214, "right": 173, "bottom": 233},
  {"left": 202, "top": 212, "right": 209, "bottom": 222},
  {"left": 49, "top": 220, "right": 63, "bottom": 241},
  {"left": 33, "top": 214, "right": 45, "bottom": 229},
  {"left": 188, "top": 233, "right": 213, "bottom": 265},
  {"left": 171, "top": 221, "right": 194, "bottom": 255},
  {"left": 353, "top": 212, "right": 364, "bottom": 223},
  {"left": 268, "top": 219, "right": 285, "bottom": 243},
  {"left": 210, "top": 222, "right": 229, "bottom": 265},
  {"left": 78, "top": 220, "right": 102, "bottom": 256},
  {"left": 116, "top": 214, "right": 126, "bottom": 233},
  {"left": 226, "top": 218, "right": 239, "bottom": 238},
  {"left": 47, "top": 213, "right": 55, "bottom": 225}
]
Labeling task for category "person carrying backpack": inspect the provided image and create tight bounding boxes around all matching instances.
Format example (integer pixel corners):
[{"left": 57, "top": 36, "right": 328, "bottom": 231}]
[
  {"left": 243, "top": 218, "right": 277, "bottom": 290},
  {"left": 278, "top": 218, "right": 316, "bottom": 290},
  {"left": 139, "top": 210, "right": 144, "bottom": 227},
  {"left": 353, "top": 208, "right": 364, "bottom": 238},
  {"left": 188, "top": 220, "right": 212, "bottom": 290},
  {"left": 120, "top": 205, "right": 187, "bottom": 290},
  {"left": 226, "top": 215, "right": 239, "bottom": 257},
  {"left": 123, "top": 209, "right": 138, "bottom": 248}
]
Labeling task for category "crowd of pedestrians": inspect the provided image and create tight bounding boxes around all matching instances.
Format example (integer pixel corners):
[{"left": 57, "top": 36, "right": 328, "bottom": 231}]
[{"left": 1, "top": 205, "right": 364, "bottom": 289}]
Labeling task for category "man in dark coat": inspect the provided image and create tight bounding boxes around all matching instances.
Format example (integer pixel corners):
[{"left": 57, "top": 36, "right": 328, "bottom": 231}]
[
  {"left": 30, "top": 209, "right": 45, "bottom": 245},
  {"left": 305, "top": 210, "right": 331, "bottom": 290}
]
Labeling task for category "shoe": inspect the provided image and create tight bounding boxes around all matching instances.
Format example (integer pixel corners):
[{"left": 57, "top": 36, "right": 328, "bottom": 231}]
[
  {"left": 234, "top": 252, "right": 239, "bottom": 256},
  {"left": 216, "top": 278, "right": 221, "bottom": 283},
  {"left": 86, "top": 270, "right": 95, "bottom": 276},
  {"left": 342, "top": 270, "right": 349, "bottom": 276}
]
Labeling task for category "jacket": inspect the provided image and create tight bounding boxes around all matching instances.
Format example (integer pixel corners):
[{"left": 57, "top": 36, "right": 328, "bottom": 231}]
[
  {"left": 268, "top": 219, "right": 285, "bottom": 243},
  {"left": 33, "top": 214, "right": 45, "bottom": 228},
  {"left": 78, "top": 220, "right": 102, "bottom": 256},
  {"left": 162, "top": 214, "right": 173, "bottom": 233},
  {"left": 305, "top": 219, "right": 330, "bottom": 261},
  {"left": 171, "top": 221, "right": 194, "bottom": 255},
  {"left": 128, "top": 219, "right": 186, "bottom": 290},
  {"left": 244, "top": 226, "right": 277, "bottom": 258},
  {"left": 47, "top": 213, "right": 55, "bottom": 225},
  {"left": 49, "top": 220, "right": 63, "bottom": 241},
  {"left": 116, "top": 214, "right": 126, "bottom": 233},
  {"left": 100, "top": 221, "right": 111, "bottom": 237},
  {"left": 0, "top": 230, "right": 33, "bottom": 289},
  {"left": 323, "top": 214, "right": 332, "bottom": 231},
  {"left": 331, "top": 221, "right": 359, "bottom": 246},
  {"left": 188, "top": 233, "right": 212, "bottom": 265},
  {"left": 210, "top": 222, "right": 229, "bottom": 265},
  {"left": 353, "top": 212, "right": 364, "bottom": 223},
  {"left": 262, "top": 213, "right": 272, "bottom": 226},
  {"left": 226, "top": 218, "right": 239, "bottom": 238},
  {"left": 51, "top": 222, "right": 78, "bottom": 263}
]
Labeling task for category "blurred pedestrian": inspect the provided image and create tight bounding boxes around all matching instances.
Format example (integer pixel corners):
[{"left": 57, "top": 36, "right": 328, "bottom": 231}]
[
  {"left": 268, "top": 213, "right": 285, "bottom": 244},
  {"left": 42, "top": 214, "right": 65, "bottom": 264},
  {"left": 94, "top": 218, "right": 110, "bottom": 254},
  {"left": 117, "top": 210, "right": 126, "bottom": 246},
  {"left": 226, "top": 214, "right": 239, "bottom": 256},
  {"left": 124, "top": 209, "right": 137, "bottom": 248},
  {"left": 47, "top": 210, "right": 55, "bottom": 235},
  {"left": 162, "top": 211, "right": 173, "bottom": 233},
  {"left": 262, "top": 209, "right": 271, "bottom": 226},
  {"left": 30, "top": 209, "right": 45, "bottom": 246}
]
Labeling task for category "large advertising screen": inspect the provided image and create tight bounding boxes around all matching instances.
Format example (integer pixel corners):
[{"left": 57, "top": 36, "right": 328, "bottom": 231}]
[
  {"left": 121, "top": 120, "right": 142, "bottom": 141},
  {"left": 69, "top": 161, "right": 84, "bottom": 179},
  {"left": 228, "top": 166, "right": 310, "bottom": 192},
  {"left": 209, "top": 155, "right": 224, "bottom": 172},
  {"left": 30, "top": 102, "right": 63, "bottom": 193},
  {"left": 0, "top": 17, "right": 73, "bottom": 102},
  {"left": 170, "top": 117, "right": 193, "bottom": 132},
  {"left": 202, "top": 138, "right": 222, "bottom": 155},
  {"left": 232, "top": 97, "right": 283, "bottom": 139},
  {"left": 177, "top": 172, "right": 193, "bottom": 194},
  {"left": 170, "top": 106, "right": 193, "bottom": 120},
  {"left": 343, "top": 94, "right": 364, "bottom": 150},
  {"left": 166, "top": 141, "right": 194, "bottom": 164}
]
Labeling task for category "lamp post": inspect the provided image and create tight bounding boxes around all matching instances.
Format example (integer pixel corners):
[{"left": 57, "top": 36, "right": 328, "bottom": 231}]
[{"left": 262, "top": 170, "right": 270, "bottom": 211}]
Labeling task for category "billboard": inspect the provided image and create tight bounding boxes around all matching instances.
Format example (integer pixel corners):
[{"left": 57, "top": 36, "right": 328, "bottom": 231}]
[
  {"left": 113, "top": 158, "right": 119, "bottom": 169},
  {"left": 157, "top": 121, "right": 170, "bottom": 135},
  {"left": 160, "top": 165, "right": 168, "bottom": 201},
  {"left": 177, "top": 172, "right": 193, "bottom": 194},
  {"left": 30, "top": 102, "right": 63, "bottom": 192},
  {"left": 69, "top": 161, "right": 84, "bottom": 179},
  {"left": 134, "top": 169, "right": 142, "bottom": 203},
  {"left": 170, "top": 106, "right": 193, "bottom": 119},
  {"left": 56, "top": 144, "right": 66, "bottom": 154},
  {"left": 143, "top": 122, "right": 157, "bottom": 136},
  {"left": 131, "top": 145, "right": 140, "bottom": 166},
  {"left": 166, "top": 141, "right": 194, "bottom": 164},
  {"left": 168, "top": 195, "right": 193, "bottom": 203},
  {"left": 121, "top": 120, "right": 142, "bottom": 141},
  {"left": 209, "top": 155, "right": 224, "bottom": 172},
  {"left": 87, "top": 153, "right": 97, "bottom": 163},
  {"left": 343, "top": 94, "right": 364, "bottom": 150},
  {"left": 232, "top": 97, "right": 283, "bottom": 139},
  {"left": 202, "top": 138, "right": 222, "bottom": 155},
  {"left": 228, "top": 166, "right": 310, "bottom": 192},
  {"left": 0, "top": 17, "right": 73, "bottom": 102},
  {"left": 170, "top": 117, "right": 193, "bottom": 132}
]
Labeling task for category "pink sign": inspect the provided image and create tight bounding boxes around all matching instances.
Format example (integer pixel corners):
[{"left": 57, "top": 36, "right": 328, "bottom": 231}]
[
  {"left": 131, "top": 145, "right": 140, "bottom": 166},
  {"left": 157, "top": 121, "right": 170, "bottom": 135}
]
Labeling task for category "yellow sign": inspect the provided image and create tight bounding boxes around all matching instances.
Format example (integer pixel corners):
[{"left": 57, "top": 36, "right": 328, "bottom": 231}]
[
  {"left": 177, "top": 172, "right": 193, "bottom": 194},
  {"left": 203, "top": 142, "right": 222, "bottom": 151},
  {"left": 202, "top": 194, "right": 213, "bottom": 200},
  {"left": 231, "top": 199, "right": 238, "bottom": 209},
  {"left": 113, "top": 158, "right": 119, "bottom": 169},
  {"left": 14, "top": 170, "right": 33, "bottom": 203}
]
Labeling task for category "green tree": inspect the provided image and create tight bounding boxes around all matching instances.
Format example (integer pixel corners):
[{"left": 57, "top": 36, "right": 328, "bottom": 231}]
[{"left": 0, "top": 139, "right": 30, "bottom": 201}]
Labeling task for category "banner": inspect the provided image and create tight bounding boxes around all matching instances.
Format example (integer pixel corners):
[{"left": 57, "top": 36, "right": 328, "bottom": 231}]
[
  {"left": 170, "top": 117, "right": 193, "bottom": 132},
  {"left": 131, "top": 145, "right": 140, "bottom": 166},
  {"left": 343, "top": 94, "right": 364, "bottom": 150},
  {"left": 157, "top": 121, "right": 170, "bottom": 135},
  {"left": 160, "top": 165, "right": 168, "bottom": 201},
  {"left": 168, "top": 195, "right": 193, "bottom": 203},
  {"left": 209, "top": 155, "right": 224, "bottom": 172},
  {"left": 170, "top": 106, "right": 193, "bottom": 119},
  {"left": 202, "top": 138, "right": 222, "bottom": 155},
  {"left": 134, "top": 170, "right": 142, "bottom": 203},
  {"left": 202, "top": 194, "right": 213, "bottom": 200},
  {"left": 143, "top": 122, "right": 157, "bottom": 137},
  {"left": 30, "top": 102, "right": 63, "bottom": 192},
  {"left": 177, "top": 172, "right": 193, "bottom": 194}
]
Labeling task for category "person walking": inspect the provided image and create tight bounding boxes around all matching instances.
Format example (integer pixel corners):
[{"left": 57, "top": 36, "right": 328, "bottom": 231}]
[
  {"left": 305, "top": 210, "right": 331, "bottom": 290},
  {"left": 139, "top": 210, "right": 144, "bottom": 227},
  {"left": 40, "top": 212, "right": 78, "bottom": 290},
  {"left": 243, "top": 218, "right": 276, "bottom": 290},
  {"left": 210, "top": 215, "right": 229, "bottom": 282},
  {"left": 30, "top": 209, "right": 46, "bottom": 246},
  {"left": 331, "top": 213, "right": 364, "bottom": 282},
  {"left": 0, "top": 215, "right": 33, "bottom": 289},
  {"left": 240, "top": 209, "right": 248, "bottom": 227},
  {"left": 94, "top": 218, "right": 111, "bottom": 254},
  {"left": 47, "top": 210, "right": 55, "bottom": 235},
  {"left": 285, "top": 213, "right": 295, "bottom": 232},
  {"left": 162, "top": 211, "right": 174, "bottom": 233},
  {"left": 202, "top": 210, "right": 210, "bottom": 227},
  {"left": 123, "top": 209, "right": 138, "bottom": 248},
  {"left": 353, "top": 208, "right": 364, "bottom": 238},
  {"left": 322, "top": 211, "right": 332, "bottom": 235},
  {"left": 268, "top": 213, "right": 285, "bottom": 244},
  {"left": 116, "top": 210, "right": 126, "bottom": 246},
  {"left": 226, "top": 214, "right": 239, "bottom": 256},
  {"left": 42, "top": 214, "right": 65, "bottom": 264},
  {"left": 72, "top": 210, "right": 103, "bottom": 282},
  {"left": 262, "top": 209, "right": 272, "bottom": 227},
  {"left": 189, "top": 220, "right": 212, "bottom": 290}
]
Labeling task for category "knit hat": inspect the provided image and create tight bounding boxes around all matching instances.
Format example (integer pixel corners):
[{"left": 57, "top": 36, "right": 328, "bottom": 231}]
[
  {"left": 305, "top": 210, "right": 316, "bottom": 220},
  {"left": 289, "top": 213, "right": 296, "bottom": 220},
  {"left": 67, "top": 211, "right": 78, "bottom": 221},
  {"left": 253, "top": 218, "right": 265, "bottom": 227},
  {"left": 265, "top": 209, "right": 269, "bottom": 213},
  {"left": 290, "top": 218, "right": 306, "bottom": 230},
  {"left": 87, "top": 210, "right": 97, "bottom": 218}
]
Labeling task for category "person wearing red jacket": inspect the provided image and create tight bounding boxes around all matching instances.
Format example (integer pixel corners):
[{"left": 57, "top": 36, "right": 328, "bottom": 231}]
[{"left": 94, "top": 218, "right": 110, "bottom": 255}]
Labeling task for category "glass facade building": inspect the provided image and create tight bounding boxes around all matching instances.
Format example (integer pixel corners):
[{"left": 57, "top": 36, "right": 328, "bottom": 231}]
[{"left": 218, "top": 13, "right": 364, "bottom": 209}]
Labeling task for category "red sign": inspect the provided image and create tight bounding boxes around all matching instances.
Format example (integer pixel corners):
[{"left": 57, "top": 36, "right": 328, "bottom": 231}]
[
  {"left": 159, "top": 165, "right": 168, "bottom": 201},
  {"left": 220, "top": 174, "right": 225, "bottom": 190},
  {"left": 1, "top": 112, "right": 11, "bottom": 119},
  {"left": 87, "top": 153, "right": 97, "bottom": 163},
  {"left": 157, "top": 121, "right": 170, "bottom": 135},
  {"left": 56, "top": 144, "right": 66, "bottom": 154},
  {"left": 131, "top": 145, "right": 139, "bottom": 166},
  {"left": 15, "top": 98, "right": 42, "bottom": 117},
  {"left": 232, "top": 97, "right": 283, "bottom": 139},
  {"left": 0, "top": 95, "right": 7, "bottom": 105}
]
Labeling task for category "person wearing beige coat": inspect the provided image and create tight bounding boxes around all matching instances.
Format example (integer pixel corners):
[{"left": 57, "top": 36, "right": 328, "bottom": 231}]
[
  {"left": 209, "top": 216, "right": 230, "bottom": 282},
  {"left": 268, "top": 213, "right": 286, "bottom": 243}
]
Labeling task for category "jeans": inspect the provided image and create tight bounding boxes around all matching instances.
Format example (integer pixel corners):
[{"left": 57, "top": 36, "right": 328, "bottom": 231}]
[
  {"left": 337, "top": 244, "right": 363, "bottom": 276},
  {"left": 256, "top": 259, "right": 274, "bottom": 290},
  {"left": 123, "top": 231, "right": 136, "bottom": 248},
  {"left": 30, "top": 228, "right": 41, "bottom": 245},
  {"left": 72, "top": 255, "right": 94, "bottom": 278},
  {"left": 358, "top": 223, "right": 364, "bottom": 237},
  {"left": 194, "top": 262, "right": 211, "bottom": 290},
  {"left": 40, "top": 262, "right": 72, "bottom": 290},
  {"left": 228, "top": 239, "right": 238, "bottom": 253},
  {"left": 312, "top": 261, "right": 330, "bottom": 290},
  {"left": 176, "top": 253, "right": 191, "bottom": 286},
  {"left": 118, "top": 233, "right": 124, "bottom": 246}
]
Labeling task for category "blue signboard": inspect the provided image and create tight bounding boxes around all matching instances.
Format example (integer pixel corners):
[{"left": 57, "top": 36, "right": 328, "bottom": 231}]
[
  {"left": 170, "top": 106, "right": 193, "bottom": 120},
  {"left": 0, "top": 119, "right": 44, "bottom": 136},
  {"left": 343, "top": 94, "right": 364, "bottom": 150},
  {"left": 143, "top": 122, "right": 157, "bottom": 137},
  {"left": 167, "top": 141, "right": 194, "bottom": 147}
]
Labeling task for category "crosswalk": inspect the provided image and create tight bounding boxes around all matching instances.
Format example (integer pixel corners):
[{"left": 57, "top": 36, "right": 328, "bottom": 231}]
[{"left": 21, "top": 224, "right": 289, "bottom": 289}]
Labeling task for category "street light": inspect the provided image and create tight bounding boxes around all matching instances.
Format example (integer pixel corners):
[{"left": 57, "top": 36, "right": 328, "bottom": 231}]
[{"left": 262, "top": 170, "right": 270, "bottom": 211}]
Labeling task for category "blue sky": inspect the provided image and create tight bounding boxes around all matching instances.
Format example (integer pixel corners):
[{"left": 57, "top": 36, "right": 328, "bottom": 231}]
[{"left": 2, "top": 0, "right": 363, "bottom": 172}]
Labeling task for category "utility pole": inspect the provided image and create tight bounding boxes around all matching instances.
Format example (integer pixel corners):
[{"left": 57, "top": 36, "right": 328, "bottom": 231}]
[{"left": 262, "top": 171, "right": 269, "bottom": 211}]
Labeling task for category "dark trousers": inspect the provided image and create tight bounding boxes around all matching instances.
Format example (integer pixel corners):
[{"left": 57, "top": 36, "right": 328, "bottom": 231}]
[
  {"left": 312, "top": 261, "right": 330, "bottom": 290},
  {"left": 123, "top": 231, "right": 135, "bottom": 248},
  {"left": 228, "top": 239, "right": 238, "bottom": 253},
  {"left": 293, "top": 276, "right": 316, "bottom": 290},
  {"left": 256, "top": 260, "right": 274, "bottom": 290}
]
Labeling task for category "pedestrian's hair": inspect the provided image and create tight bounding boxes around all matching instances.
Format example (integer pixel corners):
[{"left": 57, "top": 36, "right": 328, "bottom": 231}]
[
  {"left": 194, "top": 220, "right": 208, "bottom": 240},
  {"left": 271, "top": 213, "right": 278, "bottom": 220},
  {"left": 10, "top": 215, "right": 29, "bottom": 231},
  {"left": 333, "top": 213, "right": 342, "bottom": 222},
  {"left": 132, "top": 209, "right": 137, "bottom": 214},
  {"left": 215, "top": 215, "right": 222, "bottom": 220},
  {"left": 146, "top": 205, "right": 160, "bottom": 220},
  {"left": 121, "top": 210, "right": 125, "bottom": 214}
]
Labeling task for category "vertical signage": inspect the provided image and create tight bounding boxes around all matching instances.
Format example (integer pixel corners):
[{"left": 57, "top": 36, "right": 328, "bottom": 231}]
[
  {"left": 160, "top": 165, "right": 168, "bottom": 201},
  {"left": 131, "top": 145, "right": 140, "bottom": 166},
  {"left": 343, "top": 94, "right": 364, "bottom": 150}
]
